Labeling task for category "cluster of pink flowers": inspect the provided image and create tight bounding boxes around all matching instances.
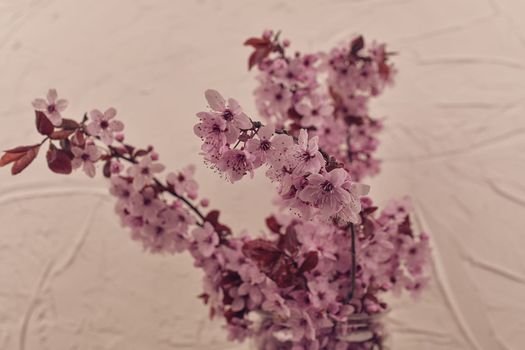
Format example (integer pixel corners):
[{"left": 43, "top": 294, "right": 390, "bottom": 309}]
[
  {"left": 245, "top": 31, "right": 395, "bottom": 181},
  {"left": 195, "top": 89, "right": 369, "bottom": 224},
  {"left": 1, "top": 30, "right": 430, "bottom": 350}
]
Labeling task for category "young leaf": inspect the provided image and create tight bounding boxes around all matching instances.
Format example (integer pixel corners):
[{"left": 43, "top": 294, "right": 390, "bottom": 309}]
[
  {"left": 299, "top": 251, "right": 319, "bottom": 273},
  {"left": 102, "top": 159, "right": 111, "bottom": 178},
  {"left": 265, "top": 215, "right": 282, "bottom": 234},
  {"left": 350, "top": 35, "right": 365, "bottom": 56},
  {"left": 35, "top": 111, "right": 54, "bottom": 136},
  {"left": 0, "top": 151, "right": 25, "bottom": 167},
  {"left": 244, "top": 36, "right": 274, "bottom": 70},
  {"left": 11, "top": 146, "right": 40, "bottom": 175},
  {"left": 46, "top": 144, "right": 72, "bottom": 174},
  {"left": 60, "top": 118, "right": 80, "bottom": 130}
]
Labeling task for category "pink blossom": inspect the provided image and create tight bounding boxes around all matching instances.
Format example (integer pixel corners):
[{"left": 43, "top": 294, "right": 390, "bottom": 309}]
[
  {"left": 298, "top": 168, "right": 357, "bottom": 220},
  {"left": 86, "top": 107, "right": 124, "bottom": 145},
  {"left": 307, "top": 277, "right": 337, "bottom": 309},
  {"left": 261, "top": 289, "right": 291, "bottom": 318},
  {"left": 246, "top": 124, "right": 275, "bottom": 167},
  {"left": 109, "top": 160, "right": 124, "bottom": 174},
  {"left": 192, "top": 222, "right": 219, "bottom": 258},
  {"left": 295, "top": 95, "right": 334, "bottom": 128},
  {"left": 337, "top": 181, "right": 370, "bottom": 224},
  {"left": 167, "top": 165, "right": 199, "bottom": 199},
  {"left": 266, "top": 133, "right": 295, "bottom": 173},
  {"left": 289, "top": 309, "right": 316, "bottom": 341},
  {"left": 254, "top": 81, "right": 293, "bottom": 125},
  {"left": 141, "top": 215, "right": 181, "bottom": 253},
  {"left": 109, "top": 176, "right": 133, "bottom": 201},
  {"left": 238, "top": 281, "right": 263, "bottom": 309},
  {"left": 129, "top": 186, "right": 164, "bottom": 220},
  {"left": 290, "top": 129, "right": 325, "bottom": 175},
  {"left": 127, "top": 156, "right": 165, "bottom": 190},
  {"left": 194, "top": 112, "right": 231, "bottom": 158},
  {"left": 71, "top": 144, "right": 101, "bottom": 177},
  {"left": 32, "top": 89, "right": 68, "bottom": 126},
  {"left": 205, "top": 89, "right": 252, "bottom": 132},
  {"left": 217, "top": 148, "right": 255, "bottom": 182}
]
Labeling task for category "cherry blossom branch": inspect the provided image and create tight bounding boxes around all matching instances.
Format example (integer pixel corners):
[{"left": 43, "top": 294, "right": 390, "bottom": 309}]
[{"left": 107, "top": 147, "right": 206, "bottom": 226}]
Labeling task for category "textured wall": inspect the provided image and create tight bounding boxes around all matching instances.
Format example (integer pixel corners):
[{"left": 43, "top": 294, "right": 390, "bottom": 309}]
[{"left": 1, "top": 0, "right": 525, "bottom": 349}]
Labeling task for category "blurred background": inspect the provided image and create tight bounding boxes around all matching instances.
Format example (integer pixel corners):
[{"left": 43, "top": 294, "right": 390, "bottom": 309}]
[{"left": 1, "top": 0, "right": 524, "bottom": 349}]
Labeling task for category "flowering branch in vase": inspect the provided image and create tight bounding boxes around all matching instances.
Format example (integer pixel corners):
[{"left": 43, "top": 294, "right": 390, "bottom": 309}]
[{"left": 0, "top": 30, "right": 431, "bottom": 349}]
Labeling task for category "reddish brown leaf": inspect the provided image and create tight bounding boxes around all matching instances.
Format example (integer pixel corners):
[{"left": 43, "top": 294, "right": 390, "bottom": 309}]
[
  {"left": 265, "top": 215, "right": 282, "bottom": 234},
  {"left": 242, "top": 239, "right": 282, "bottom": 273},
  {"left": 35, "top": 111, "right": 54, "bottom": 136},
  {"left": 378, "top": 61, "right": 390, "bottom": 80},
  {"left": 59, "top": 138, "right": 72, "bottom": 154},
  {"left": 243, "top": 37, "right": 272, "bottom": 48},
  {"left": 287, "top": 107, "right": 302, "bottom": 121},
  {"left": 71, "top": 130, "right": 85, "bottom": 146},
  {"left": 102, "top": 159, "right": 111, "bottom": 178},
  {"left": 4, "top": 144, "right": 40, "bottom": 153},
  {"left": 60, "top": 118, "right": 80, "bottom": 130},
  {"left": 350, "top": 36, "right": 365, "bottom": 56},
  {"left": 50, "top": 129, "right": 75, "bottom": 140},
  {"left": 133, "top": 149, "right": 150, "bottom": 158},
  {"left": 46, "top": 144, "right": 72, "bottom": 174},
  {"left": 299, "top": 251, "right": 319, "bottom": 273},
  {"left": 271, "top": 255, "right": 299, "bottom": 288},
  {"left": 248, "top": 47, "right": 272, "bottom": 70},
  {"left": 11, "top": 146, "right": 40, "bottom": 175},
  {"left": 279, "top": 225, "right": 299, "bottom": 256},
  {"left": 398, "top": 215, "right": 413, "bottom": 237},
  {"left": 0, "top": 151, "right": 25, "bottom": 167},
  {"left": 344, "top": 115, "right": 364, "bottom": 126}
]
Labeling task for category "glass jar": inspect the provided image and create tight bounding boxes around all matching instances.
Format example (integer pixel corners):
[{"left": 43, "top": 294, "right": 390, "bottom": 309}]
[{"left": 252, "top": 311, "right": 388, "bottom": 350}]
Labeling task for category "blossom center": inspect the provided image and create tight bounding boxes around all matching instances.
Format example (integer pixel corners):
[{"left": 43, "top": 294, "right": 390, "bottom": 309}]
[
  {"left": 260, "top": 140, "right": 271, "bottom": 151},
  {"left": 212, "top": 124, "right": 222, "bottom": 133},
  {"left": 321, "top": 180, "right": 334, "bottom": 193},
  {"left": 222, "top": 110, "right": 234, "bottom": 121},
  {"left": 81, "top": 153, "right": 90, "bottom": 161},
  {"left": 47, "top": 104, "right": 56, "bottom": 113},
  {"left": 100, "top": 120, "right": 109, "bottom": 129}
]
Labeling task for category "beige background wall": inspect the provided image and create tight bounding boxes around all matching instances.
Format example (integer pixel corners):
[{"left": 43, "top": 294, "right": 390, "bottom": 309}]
[{"left": 1, "top": 0, "right": 524, "bottom": 349}]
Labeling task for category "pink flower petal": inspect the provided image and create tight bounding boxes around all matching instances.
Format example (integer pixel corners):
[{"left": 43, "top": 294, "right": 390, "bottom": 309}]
[
  {"left": 47, "top": 89, "right": 57, "bottom": 103},
  {"left": 104, "top": 107, "right": 117, "bottom": 120},
  {"left": 100, "top": 131, "right": 114, "bottom": 145},
  {"left": 109, "top": 120, "right": 124, "bottom": 132},
  {"left": 55, "top": 99, "right": 68, "bottom": 112},
  {"left": 205, "top": 89, "right": 226, "bottom": 111},
  {"left": 150, "top": 163, "right": 165, "bottom": 173},
  {"left": 83, "top": 161, "right": 96, "bottom": 178},
  {"left": 86, "top": 123, "right": 100, "bottom": 136},
  {"left": 328, "top": 168, "right": 347, "bottom": 187},
  {"left": 71, "top": 146, "right": 83, "bottom": 157},
  {"left": 351, "top": 182, "right": 370, "bottom": 196},
  {"left": 47, "top": 112, "right": 62, "bottom": 126},
  {"left": 89, "top": 109, "right": 104, "bottom": 122},
  {"left": 32, "top": 98, "right": 47, "bottom": 110}
]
